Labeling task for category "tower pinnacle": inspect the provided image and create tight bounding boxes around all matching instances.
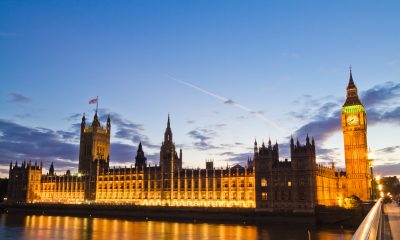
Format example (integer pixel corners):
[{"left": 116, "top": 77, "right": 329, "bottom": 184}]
[
  {"left": 164, "top": 114, "right": 173, "bottom": 143},
  {"left": 347, "top": 65, "right": 356, "bottom": 90},
  {"left": 343, "top": 67, "right": 362, "bottom": 107}
]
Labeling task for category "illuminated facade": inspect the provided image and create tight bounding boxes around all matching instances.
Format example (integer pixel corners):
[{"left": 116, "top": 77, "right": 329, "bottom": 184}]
[
  {"left": 7, "top": 71, "right": 371, "bottom": 209},
  {"left": 341, "top": 69, "right": 371, "bottom": 201}
]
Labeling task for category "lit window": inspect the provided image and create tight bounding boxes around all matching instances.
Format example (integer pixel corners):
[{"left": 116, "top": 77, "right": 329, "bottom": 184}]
[
  {"left": 262, "top": 192, "right": 267, "bottom": 200},
  {"left": 288, "top": 181, "right": 292, "bottom": 187},
  {"left": 261, "top": 178, "right": 267, "bottom": 187}
]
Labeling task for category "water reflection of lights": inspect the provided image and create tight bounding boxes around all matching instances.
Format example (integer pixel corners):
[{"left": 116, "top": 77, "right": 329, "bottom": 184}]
[{"left": 0, "top": 215, "right": 355, "bottom": 240}]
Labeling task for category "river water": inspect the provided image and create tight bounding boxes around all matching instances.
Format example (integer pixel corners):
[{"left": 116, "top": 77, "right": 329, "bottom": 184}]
[{"left": 0, "top": 214, "right": 354, "bottom": 240}]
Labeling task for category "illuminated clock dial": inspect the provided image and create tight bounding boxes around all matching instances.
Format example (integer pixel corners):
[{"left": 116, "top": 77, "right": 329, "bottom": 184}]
[{"left": 347, "top": 114, "right": 359, "bottom": 125}]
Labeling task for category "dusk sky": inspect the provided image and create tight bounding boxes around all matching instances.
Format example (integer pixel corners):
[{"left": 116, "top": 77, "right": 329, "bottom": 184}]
[{"left": 0, "top": 1, "right": 399, "bottom": 177}]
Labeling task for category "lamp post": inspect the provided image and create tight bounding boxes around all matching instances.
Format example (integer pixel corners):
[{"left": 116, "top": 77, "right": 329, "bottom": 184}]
[{"left": 367, "top": 150, "right": 374, "bottom": 201}]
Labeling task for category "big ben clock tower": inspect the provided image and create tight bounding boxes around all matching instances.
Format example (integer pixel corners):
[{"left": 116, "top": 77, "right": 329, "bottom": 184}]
[{"left": 341, "top": 68, "right": 370, "bottom": 201}]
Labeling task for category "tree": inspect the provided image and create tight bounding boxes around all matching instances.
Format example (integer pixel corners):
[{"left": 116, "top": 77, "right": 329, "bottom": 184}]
[
  {"left": 380, "top": 176, "right": 400, "bottom": 197},
  {"left": 344, "top": 195, "right": 362, "bottom": 209}
]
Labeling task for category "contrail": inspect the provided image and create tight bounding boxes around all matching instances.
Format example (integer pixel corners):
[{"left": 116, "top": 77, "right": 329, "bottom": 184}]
[{"left": 167, "top": 75, "right": 285, "bottom": 133}]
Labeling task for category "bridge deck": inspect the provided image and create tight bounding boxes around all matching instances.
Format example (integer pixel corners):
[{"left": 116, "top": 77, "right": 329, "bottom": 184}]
[{"left": 384, "top": 202, "right": 400, "bottom": 239}]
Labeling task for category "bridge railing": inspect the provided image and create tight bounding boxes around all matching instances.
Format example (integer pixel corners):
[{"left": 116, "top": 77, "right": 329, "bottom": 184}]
[{"left": 352, "top": 198, "right": 383, "bottom": 240}]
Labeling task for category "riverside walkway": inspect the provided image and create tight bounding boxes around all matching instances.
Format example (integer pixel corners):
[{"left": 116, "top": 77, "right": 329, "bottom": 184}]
[{"left": 384, "top": 202, "right": 400, "bottom": 240}]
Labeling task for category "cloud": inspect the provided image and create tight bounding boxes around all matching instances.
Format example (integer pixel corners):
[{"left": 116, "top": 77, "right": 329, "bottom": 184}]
[
  {"left": 220, "top": 152, "right": 252, "bottom": 167},
  {"left": 375, "top": 163, "right": 400, "bottom": 177},
  {"left": 188, "top": 129, "right": 212, "bottom": 142},
  {"left": 382, "top": 107, "right": 400, "bottom": 124},
  {"left": 294, "top": 113, "right": 341, "bottom": 143},
  {"left": 96, "top": 109, "right": 158, "bottom": 149},
  {"left": 8, "top": 93, "right": 32, "bottom": 103},
  {"left": 377, "top": 146, "right": 400, "bottom": 154},
  {"left": 361, "top": 82, "right": 400, "bottom": 108},
  {"left": 66, "top": 113, "right": 82, "bottom": 121},
  {"left": 289, "top": 94, "right": 340, "bottom": 121},
  {"left": 290, "top": 81, "right": 400, "bottom": 171},
  {"left": 187, "top": 128, "right": 218, "bottom": 150},
  {"left": 186, "top": 123, "right": 229, "bottom": 150},
  {"left": 224, "top": 99, "right": 235, "bottom": 105},
  {"left": 14, "top": 113, "right": 32, "bottom": 119},
  {"left": 213, "top": 123, "right": 226, "bottom": 129},
  {"left": 0, "top": 106, "right": 164, "bottom": 176},
  {"left": 293, "top": 81, "right": 400, "bottom": 143},
  {"left": 0, "top": 119, "right": 79, "bottom": 172},
  {"left": 109, "top": 141, "right": 159, "bottom": 166},
  {"left": 109, "top": 143, "right": 136, "bottom": 165},
  {"left": 0, "top": 117, "right": 161, "bottom": 177},
  {"left": 250, "top": 110, "right": 265, "bottom": 115}
]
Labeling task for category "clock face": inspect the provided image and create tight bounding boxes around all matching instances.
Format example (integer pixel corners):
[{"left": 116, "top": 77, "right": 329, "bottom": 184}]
[{"left": 347, "top": 114, "right": 359, "bottom": 126}]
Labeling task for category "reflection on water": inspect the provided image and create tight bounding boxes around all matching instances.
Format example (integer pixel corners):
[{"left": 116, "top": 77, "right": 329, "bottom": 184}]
[{"left": 0, "top": 214, "right": 353, "bottom": 240}]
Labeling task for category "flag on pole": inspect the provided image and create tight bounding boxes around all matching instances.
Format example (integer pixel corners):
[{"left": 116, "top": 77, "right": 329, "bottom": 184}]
[
  {"left": 89, "top": 97, "right": 98, "bottom": 104},
  {"left": 89, "top": 96, "right": 99, "bottom": 113}
]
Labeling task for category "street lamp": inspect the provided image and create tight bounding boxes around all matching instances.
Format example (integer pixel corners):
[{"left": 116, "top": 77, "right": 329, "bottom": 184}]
[{"left": 367, "top": 150, "right": 375, "bottom": 201}]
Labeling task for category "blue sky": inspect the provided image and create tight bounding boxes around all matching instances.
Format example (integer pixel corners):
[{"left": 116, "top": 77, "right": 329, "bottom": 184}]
[{"left": 0, "top": 1, "right": 399, "bottom": 177}]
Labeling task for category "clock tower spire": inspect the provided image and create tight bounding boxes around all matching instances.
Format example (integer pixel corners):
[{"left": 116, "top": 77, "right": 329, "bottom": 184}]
[{"left": 341, "top": 67, "right": 370, "bottom": 201}]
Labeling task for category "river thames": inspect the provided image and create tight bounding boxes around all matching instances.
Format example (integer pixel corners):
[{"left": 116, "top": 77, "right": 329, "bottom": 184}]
[{"left": 0, "top": 214, "right": 354, "bottom": 240}]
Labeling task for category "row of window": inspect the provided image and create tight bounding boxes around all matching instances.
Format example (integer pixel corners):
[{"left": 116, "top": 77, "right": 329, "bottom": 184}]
[
  {"left": 99, "top": 184, "right": 142, "bottom": 189},
  {"left": 97, "top": 182, "right": 254, "bottom": 190},
  {"left": 98, "top": 193, "right": 254, "bottom": 201},
  {"left": 99, "top": 176, "right": 143, "bottom": 181},
  {"left": 261, "top": 191, "right": 305, "bottom": 201},
  {"left": 100, "top": 175, "right": 253, "bottom": 181},
  {"left": 41, "top": 184, "right": 84, "bottom": 191},
  {"left": 261, "top": 178, "right": 297, "bottom": 187},
  {"left": 173, "top": 183, "right": 253, "bottom": 188}
]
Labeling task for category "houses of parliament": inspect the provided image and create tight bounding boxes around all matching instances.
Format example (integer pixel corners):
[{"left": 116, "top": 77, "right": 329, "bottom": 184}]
[{"left": 7, "top": 71, "right": 372, "bottom": 210}]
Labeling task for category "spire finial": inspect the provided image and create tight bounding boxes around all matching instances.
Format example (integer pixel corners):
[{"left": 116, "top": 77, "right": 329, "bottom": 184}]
[
  {"left": 96, "top": 96, "right": 99, "bottom": 114},
  {"left": 138, "top": 142, "right": 143, "bottom": 152},
  {"left": 167, "top": 114, "right": 171, "bottom": 128},
  {"left": 347, "top": 65, "right": 356, "bottom": 90}
]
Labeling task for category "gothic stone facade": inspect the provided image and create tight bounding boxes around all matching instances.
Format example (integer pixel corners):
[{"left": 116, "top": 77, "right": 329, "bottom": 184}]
[{"left": 7, "top": 72, "right": 371, "bottom": 209}]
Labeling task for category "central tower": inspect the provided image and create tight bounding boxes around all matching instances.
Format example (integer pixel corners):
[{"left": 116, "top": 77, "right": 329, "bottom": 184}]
[
  {"left": 78, "top": 111, "right": 111, "bottom": 175},
  {"left": 341, "top": 69, "right": 370, "bottom": 201},
  {"left": 159, "top": 115, "right": 182, "bottom": 173}
]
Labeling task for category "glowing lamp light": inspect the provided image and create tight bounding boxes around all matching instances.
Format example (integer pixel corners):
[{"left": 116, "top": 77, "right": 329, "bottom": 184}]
[
  {"left": 376, "top": 175, "right": 381, "bottom": 181},
  {"left": 367, "top": 151, "right": 375, "bottom": 160}
]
